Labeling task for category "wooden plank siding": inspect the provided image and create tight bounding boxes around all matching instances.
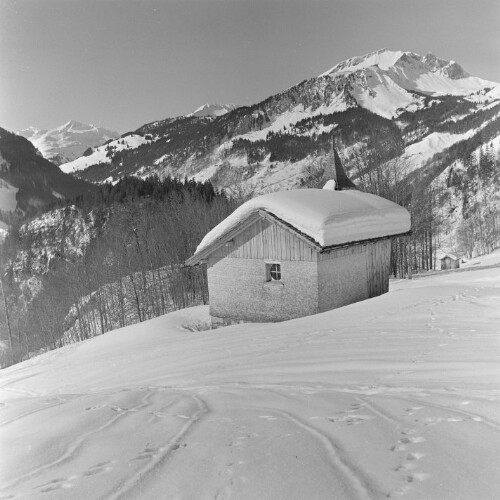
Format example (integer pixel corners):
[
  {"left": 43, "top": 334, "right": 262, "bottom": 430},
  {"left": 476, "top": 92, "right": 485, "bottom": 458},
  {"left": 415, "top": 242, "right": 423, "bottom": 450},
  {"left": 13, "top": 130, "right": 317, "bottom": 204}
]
[
  {"left": 211, "top": 218, "right": 318, "bottom": 262},
  {"left": 319, "top": 238, "right": 391, "bottom": 300},
  {"left": 365, "top": 239, "right": 391, "bottom": 297}
]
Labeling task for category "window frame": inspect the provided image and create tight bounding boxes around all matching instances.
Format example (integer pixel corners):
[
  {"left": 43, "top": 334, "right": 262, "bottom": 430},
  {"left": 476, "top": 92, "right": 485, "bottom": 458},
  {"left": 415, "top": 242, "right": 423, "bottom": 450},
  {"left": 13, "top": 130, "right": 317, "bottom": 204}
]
[{"left": 266, "top": 262, "right": 282, "bottom": 282}]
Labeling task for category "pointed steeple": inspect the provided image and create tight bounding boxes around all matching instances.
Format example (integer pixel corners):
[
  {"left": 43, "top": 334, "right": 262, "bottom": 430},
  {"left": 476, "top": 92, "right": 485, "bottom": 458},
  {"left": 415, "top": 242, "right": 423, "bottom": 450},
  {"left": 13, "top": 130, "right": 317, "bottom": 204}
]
[{"left": 332, "top": 137, "right": 357, "bottom": 191}]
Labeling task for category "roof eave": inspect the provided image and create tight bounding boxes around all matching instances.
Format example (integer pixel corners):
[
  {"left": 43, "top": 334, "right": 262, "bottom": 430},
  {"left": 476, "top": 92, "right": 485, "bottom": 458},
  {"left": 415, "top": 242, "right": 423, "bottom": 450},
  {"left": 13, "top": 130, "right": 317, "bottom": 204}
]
[{"left": 319, "top": 229, "right": 412, "bottom": 253}]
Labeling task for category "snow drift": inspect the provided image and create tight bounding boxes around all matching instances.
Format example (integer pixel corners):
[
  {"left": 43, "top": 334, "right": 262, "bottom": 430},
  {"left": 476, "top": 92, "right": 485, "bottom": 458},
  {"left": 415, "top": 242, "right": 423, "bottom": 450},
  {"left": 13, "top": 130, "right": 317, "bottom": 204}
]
[{"left": 1, "top": 252, "right": 499, "bottom": 499}]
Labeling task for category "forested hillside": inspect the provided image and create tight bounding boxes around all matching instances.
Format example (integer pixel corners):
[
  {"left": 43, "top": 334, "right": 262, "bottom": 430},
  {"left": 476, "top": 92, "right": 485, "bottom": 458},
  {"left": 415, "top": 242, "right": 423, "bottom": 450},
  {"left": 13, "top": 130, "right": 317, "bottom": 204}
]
[{"left": 0, "top": 177, "right": 239, "bottom": 367}]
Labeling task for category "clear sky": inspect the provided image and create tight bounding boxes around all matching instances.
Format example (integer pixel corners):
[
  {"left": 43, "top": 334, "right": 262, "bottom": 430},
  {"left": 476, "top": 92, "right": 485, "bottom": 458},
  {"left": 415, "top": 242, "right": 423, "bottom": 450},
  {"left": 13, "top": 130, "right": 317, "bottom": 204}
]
[{"left": 1, "top": 0, "right": 499, "bottom": 134}]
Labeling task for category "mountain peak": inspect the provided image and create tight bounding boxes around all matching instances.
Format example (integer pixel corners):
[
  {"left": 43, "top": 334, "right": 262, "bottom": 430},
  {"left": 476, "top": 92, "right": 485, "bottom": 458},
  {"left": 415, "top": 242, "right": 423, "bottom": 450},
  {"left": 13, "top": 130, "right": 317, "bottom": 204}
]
[
  {"left": 59, "top": 120, "right": 95, "bottom": 132},
  {"left": 320, "top": 49, "right": 477, "bottom": 84},
  {"left": 321, "top": 48, "right": 405, "bottom": 76},
  {"left": 189, "top": 103, "right": 239, "bottom": 118}
]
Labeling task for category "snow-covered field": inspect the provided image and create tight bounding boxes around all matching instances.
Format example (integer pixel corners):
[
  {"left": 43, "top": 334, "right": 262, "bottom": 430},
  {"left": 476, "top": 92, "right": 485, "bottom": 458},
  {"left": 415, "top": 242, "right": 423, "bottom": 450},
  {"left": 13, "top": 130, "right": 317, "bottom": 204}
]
[{"left": 1, "top": 252, "right": 500, "bottom": 499}]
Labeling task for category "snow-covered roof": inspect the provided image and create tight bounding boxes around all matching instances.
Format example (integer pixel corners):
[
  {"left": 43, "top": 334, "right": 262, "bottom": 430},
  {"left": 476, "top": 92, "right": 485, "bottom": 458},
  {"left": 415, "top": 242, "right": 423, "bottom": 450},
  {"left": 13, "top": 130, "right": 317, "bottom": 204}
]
[
  {"left": 188, "top": 189, "right": 410, "bottom": 264},
  {"left": 441, "top": 253, "right": 459, "bottom": 261}
]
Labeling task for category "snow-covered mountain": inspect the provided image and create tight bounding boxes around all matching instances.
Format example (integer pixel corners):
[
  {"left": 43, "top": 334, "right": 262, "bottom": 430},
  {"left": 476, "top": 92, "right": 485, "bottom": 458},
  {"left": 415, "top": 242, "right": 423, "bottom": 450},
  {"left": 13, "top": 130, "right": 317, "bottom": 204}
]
[
  {"left": 188, "top": 103, "right": 239, "bottom": 118},
  {"left": 17, "top": 120, "right": 119, "bottom": 165},
  {"left": 320, "top": 49, "right": 495, "bottom": 102},
  {"left": 60, "top": 49, "right": 500, "bottom": 195},
  {"left": 15, "top": 126, "right": 43, "bottom": 140}
]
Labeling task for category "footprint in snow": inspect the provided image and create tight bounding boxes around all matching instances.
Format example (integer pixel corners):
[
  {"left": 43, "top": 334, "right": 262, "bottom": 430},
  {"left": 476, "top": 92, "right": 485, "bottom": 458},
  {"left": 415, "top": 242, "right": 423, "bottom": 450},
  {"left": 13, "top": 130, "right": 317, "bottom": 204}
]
[
  {"left": 37, "top": 476, "right": 77, "bottom": 493},
  {"left": 405, "top": 406, "right": 423, "bottom": 416},
  {"left": 423, "top": 416, "right": 462, "bottom": 425},
  {"left": 399, "top": 436, "right": 426, "bottom": 444},
  {"left": 400, "top": 428, "right": 418, "bottom": 436},
  {"left": 386, "top": 484, "right": 411, "bottom": 497},
  {"left": 132, "top": 446, "right": 162, "bottom": 461},
  {"left": 85, "top": 405, "right": 106, "bottom": 411},
  {"left": 171, "top": 443, "right": 188, "bottom": 451},
  {"left": 230, "top": 434, "right": 252, "bottom": 447},
  {"left": 394, "top": 463, "right": 416, "bottom": 472},
  {"left": 328, "top": 414, "right": 374, "bottom": 425},
  {"left": 84, "top": 461, "right": 114, "bottom": 476},
  {"left": 390, "top": 444, "right": 406, "bottom": 452},
  {"left": 350, "top": 403, "right": 365, "bottom": 410},
  {"left": 407, "top": 472, "right": 430, "bottom": 482}
]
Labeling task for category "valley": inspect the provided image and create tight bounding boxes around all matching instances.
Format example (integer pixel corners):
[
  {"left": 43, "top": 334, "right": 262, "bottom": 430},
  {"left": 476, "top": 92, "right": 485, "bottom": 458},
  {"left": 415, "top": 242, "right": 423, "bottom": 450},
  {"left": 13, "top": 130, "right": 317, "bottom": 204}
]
[{"left": 1, "top": 48, "right": 499, "bottom": 371}]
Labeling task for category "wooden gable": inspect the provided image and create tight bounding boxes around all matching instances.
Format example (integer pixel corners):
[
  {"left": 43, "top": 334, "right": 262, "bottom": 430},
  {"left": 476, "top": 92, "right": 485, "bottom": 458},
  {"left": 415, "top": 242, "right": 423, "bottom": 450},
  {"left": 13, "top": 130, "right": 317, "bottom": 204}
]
[
  {"left": 212, "top": 215, "right": 319, "bottom": 262},
  {"left": 186, "top": 211, "right": 319, "bottom": 265}
]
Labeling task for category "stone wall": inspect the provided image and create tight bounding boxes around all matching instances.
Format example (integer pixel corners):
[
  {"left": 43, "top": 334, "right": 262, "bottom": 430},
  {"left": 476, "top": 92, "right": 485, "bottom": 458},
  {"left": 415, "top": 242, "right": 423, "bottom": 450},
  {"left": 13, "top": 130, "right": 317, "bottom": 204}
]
[
  {"left": 317, "top": 246, "right": 370, "bottom": 312},
  {"left": 207, "top": 256, "right": 318, "bottom": 322}
]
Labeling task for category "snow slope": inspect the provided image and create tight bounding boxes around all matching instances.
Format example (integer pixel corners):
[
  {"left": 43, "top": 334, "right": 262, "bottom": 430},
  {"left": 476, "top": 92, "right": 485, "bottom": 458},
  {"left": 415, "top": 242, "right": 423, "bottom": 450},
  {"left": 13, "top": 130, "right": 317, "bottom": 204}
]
[
  {"left": 60, "top": 134, "right": 153, "bottom": 174},
  {"left": 1, "top": 252, "right": 499, "bottom": 499},
  {"left": 402, "top": 130, "right": 475, "bottom": 171}
]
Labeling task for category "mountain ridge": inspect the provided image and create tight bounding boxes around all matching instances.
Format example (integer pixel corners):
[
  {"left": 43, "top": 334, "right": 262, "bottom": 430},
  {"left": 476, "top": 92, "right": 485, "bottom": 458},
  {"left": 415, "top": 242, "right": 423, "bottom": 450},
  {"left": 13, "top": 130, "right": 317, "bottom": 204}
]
[{"left": 59, "top": 49, "right": 499, "bottom": 198}]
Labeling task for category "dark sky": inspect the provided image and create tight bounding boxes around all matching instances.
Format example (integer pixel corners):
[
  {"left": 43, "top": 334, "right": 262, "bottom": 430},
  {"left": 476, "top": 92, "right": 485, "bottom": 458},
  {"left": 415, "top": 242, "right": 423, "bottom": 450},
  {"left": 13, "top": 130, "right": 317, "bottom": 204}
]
[{"left": 2, "top": 0, "right": 499, "bottom": 133}]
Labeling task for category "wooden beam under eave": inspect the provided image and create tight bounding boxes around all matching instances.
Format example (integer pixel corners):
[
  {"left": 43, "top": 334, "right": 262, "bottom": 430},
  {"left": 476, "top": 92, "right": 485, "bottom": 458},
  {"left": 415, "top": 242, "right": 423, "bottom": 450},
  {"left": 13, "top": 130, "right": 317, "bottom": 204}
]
[{"left": 319, "top": 230, "right": 412, "bottom": 254}]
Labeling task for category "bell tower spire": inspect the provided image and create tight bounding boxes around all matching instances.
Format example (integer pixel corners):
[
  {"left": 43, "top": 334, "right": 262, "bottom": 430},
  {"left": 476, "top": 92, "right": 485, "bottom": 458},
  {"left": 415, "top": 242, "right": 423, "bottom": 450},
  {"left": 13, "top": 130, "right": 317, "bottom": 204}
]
[{"left": 332, "top": 136, "right": 357, "bottom": 191}]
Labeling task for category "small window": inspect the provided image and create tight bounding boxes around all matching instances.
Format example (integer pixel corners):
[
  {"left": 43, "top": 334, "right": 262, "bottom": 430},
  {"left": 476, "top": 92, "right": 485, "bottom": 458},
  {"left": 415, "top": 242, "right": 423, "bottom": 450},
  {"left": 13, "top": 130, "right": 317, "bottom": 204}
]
[{"left": 266, "top": 263, "right": 281, "bottom": 281}]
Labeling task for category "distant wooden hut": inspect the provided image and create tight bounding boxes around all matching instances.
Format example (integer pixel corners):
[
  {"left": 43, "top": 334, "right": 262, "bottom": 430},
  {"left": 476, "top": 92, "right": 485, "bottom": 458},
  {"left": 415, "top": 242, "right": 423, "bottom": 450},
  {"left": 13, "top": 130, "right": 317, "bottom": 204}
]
[
  {"left": 440, "top": 254, "right": 460, "bottom": 270},
  {"left": 186, "top": 188, "right": 411, "bottom": 323}
]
